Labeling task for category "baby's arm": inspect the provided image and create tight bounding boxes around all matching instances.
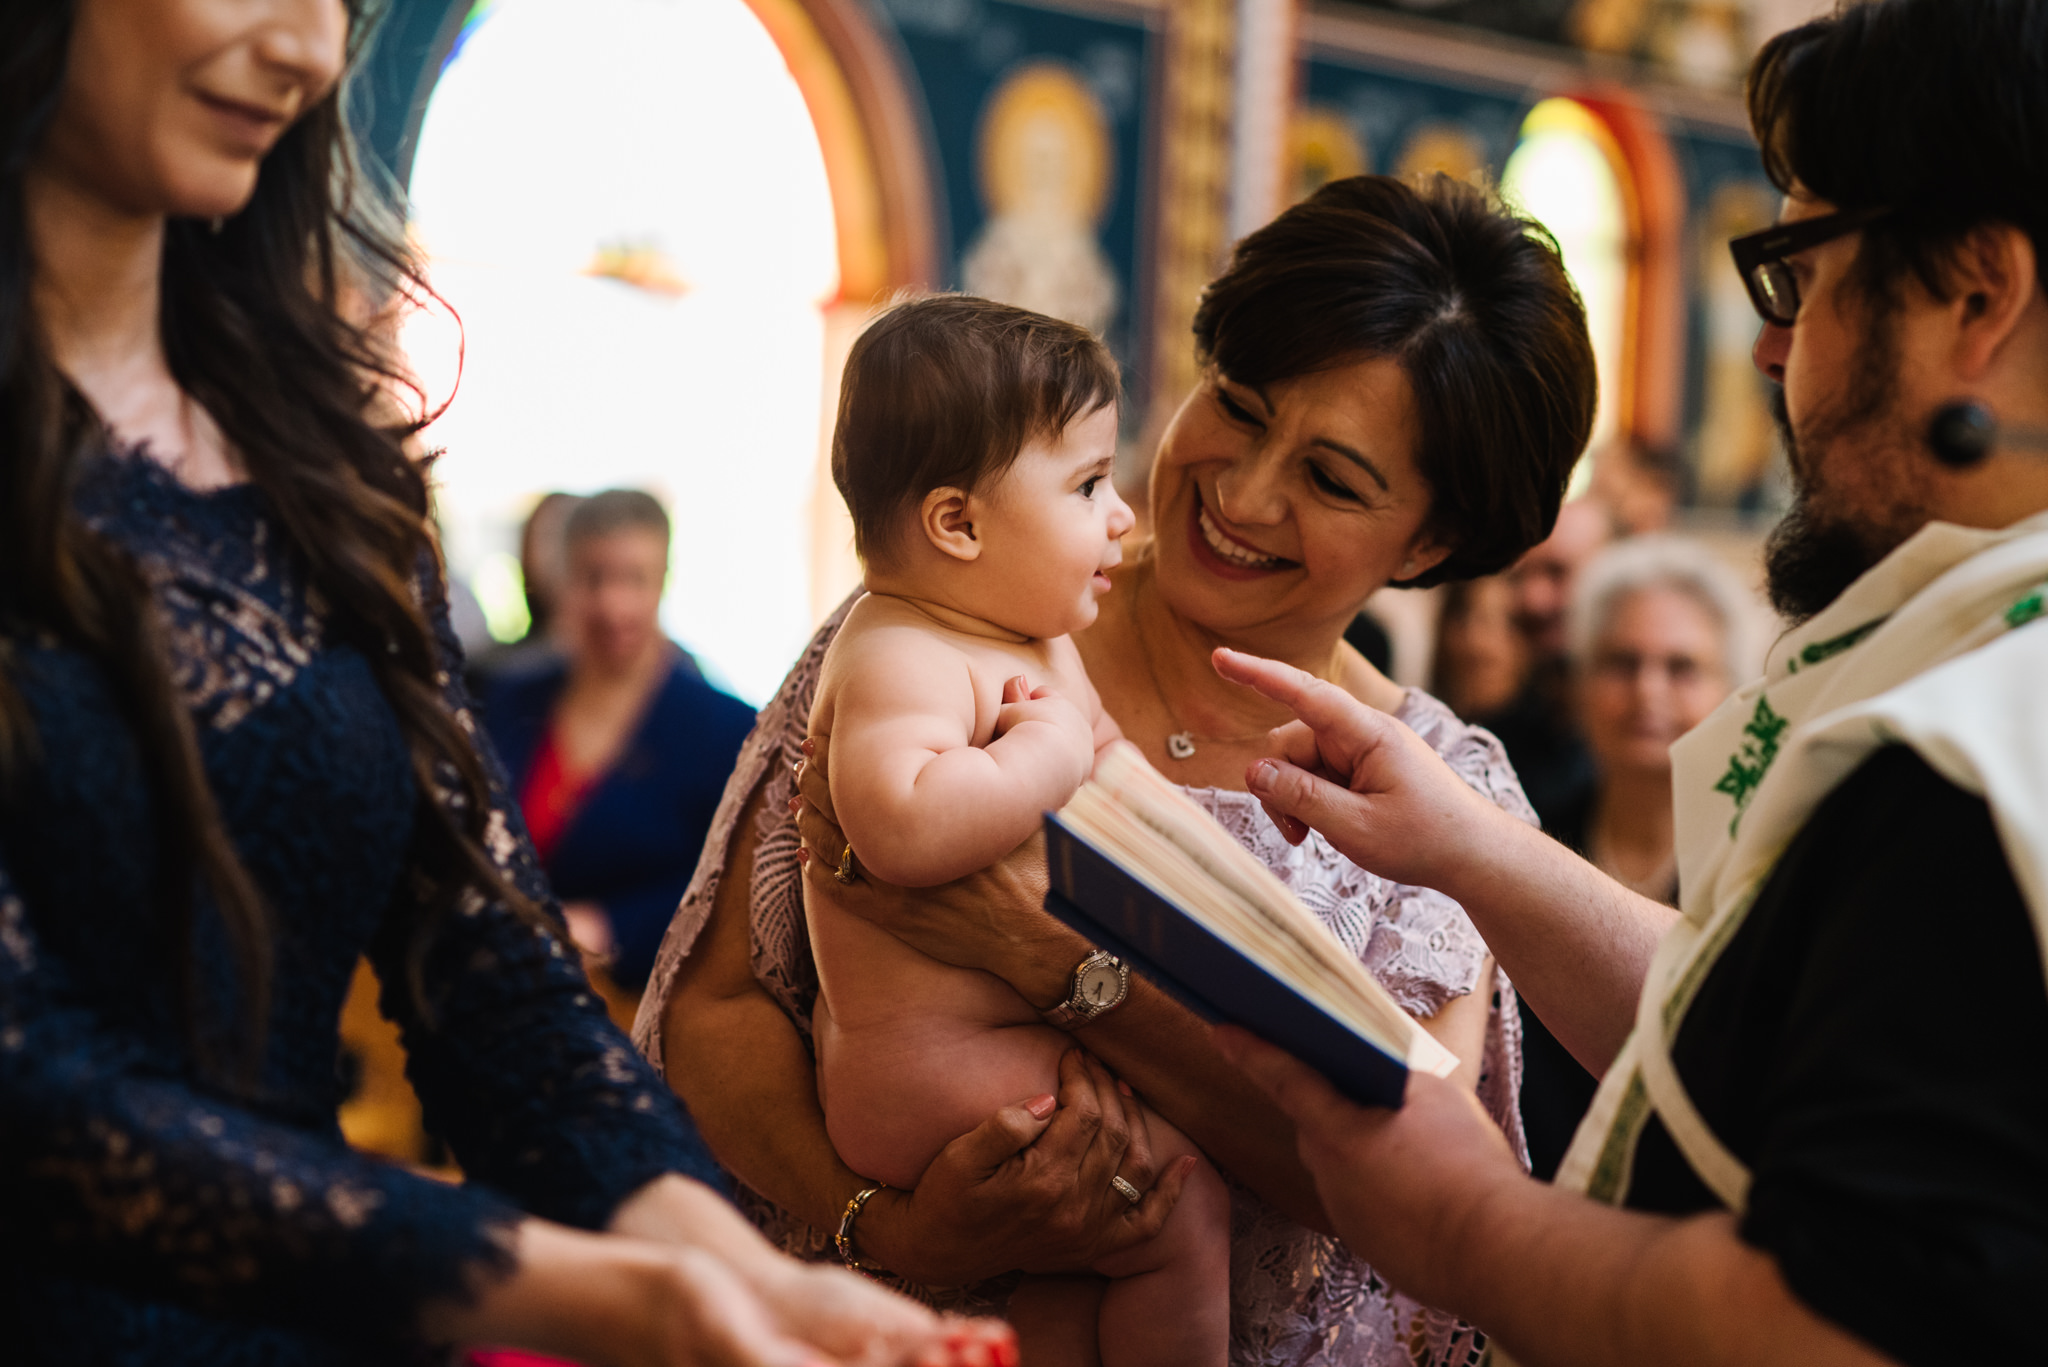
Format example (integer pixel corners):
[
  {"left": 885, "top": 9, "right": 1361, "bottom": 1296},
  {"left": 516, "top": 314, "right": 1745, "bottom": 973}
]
[
  {"left": 827, "top": 628, "right": 1095, "bottom": 888},
  {"left": 1047, "top": 634, "right": 1125, "bottom": 760}
]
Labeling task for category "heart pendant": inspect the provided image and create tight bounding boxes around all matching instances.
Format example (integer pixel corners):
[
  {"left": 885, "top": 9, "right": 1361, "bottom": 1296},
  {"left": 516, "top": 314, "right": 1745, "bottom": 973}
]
[{"left": 1166, "top": 731, "right": 1197, "bottom": 760}]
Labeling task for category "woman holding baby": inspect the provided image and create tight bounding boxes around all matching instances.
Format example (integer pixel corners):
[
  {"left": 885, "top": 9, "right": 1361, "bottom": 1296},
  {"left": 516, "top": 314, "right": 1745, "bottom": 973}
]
[{"left": 639, "top": 173, "right": 1596, "bottom": 1367}]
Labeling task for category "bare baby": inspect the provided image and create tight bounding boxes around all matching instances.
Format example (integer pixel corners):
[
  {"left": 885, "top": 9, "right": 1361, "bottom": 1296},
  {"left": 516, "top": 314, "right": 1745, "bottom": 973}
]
[{"left": 806, "top": 296, "right": 1229, "bottom": 1367}]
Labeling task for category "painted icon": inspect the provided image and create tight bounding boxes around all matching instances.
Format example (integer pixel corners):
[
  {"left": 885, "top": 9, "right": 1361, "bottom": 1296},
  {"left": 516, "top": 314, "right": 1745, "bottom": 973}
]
[{"left": 962, "top": 61, "right": 1119, "bottom": 336}]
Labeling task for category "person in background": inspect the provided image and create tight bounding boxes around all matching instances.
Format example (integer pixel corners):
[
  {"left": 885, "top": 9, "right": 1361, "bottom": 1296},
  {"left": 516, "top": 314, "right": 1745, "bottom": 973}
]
[
  {"left": 469, "top": 491, "right": 584, "bottom": 691},
  {"left": 1428, "top": 575, "right": 1528, "bottom": 721},
  {"left": 1341, "top": 609, "right": 1396, "bottom": 675},
  {"left": 1480, "top": 496, "right": 1617, "bottom": 828},
  {"left": 1518, "top": 535, "right": 1754, "bottom": 1180},
  {"left": 486, "top": 491, "right": 754, "bottom": 990},
  {"left": 1589, "top": 435, "right": 1685, "bottom": 537}
]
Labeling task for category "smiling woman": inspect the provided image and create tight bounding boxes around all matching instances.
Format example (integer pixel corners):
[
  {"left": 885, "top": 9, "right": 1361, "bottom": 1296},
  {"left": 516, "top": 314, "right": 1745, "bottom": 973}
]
[
  {"left": 0, "top": 2, "right": 1007, "bottom": 1365},
  {"left": 640, "top": 173, "right": 1600, "bottom": 1367}
]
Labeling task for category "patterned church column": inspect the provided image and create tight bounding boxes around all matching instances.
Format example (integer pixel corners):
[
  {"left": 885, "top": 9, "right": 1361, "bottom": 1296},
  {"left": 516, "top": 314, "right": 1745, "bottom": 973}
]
[
  {"left": 1147, "top": 0, "right": 1236, "bottom": 425},
  {"left": 1228, "top": 0, "right": 1299, "bottom": 242}
]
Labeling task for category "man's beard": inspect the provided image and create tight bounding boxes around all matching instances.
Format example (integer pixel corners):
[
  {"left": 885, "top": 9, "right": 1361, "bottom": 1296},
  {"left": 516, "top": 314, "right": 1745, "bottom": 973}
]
[{"left": 1761, "top": 306, "right": 1926, "bottom": 624}]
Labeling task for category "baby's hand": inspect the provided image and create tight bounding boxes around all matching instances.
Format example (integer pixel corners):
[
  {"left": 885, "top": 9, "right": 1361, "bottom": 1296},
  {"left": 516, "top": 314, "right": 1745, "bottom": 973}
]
[{"left": 993, "top": 675, "right": 1096, "bottom": 781}]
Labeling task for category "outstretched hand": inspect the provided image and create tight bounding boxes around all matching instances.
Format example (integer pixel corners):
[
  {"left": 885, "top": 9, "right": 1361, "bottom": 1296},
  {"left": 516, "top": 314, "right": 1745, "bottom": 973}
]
[{"left": 1211, "top": 647, "right": 1514, "bottom": 895}]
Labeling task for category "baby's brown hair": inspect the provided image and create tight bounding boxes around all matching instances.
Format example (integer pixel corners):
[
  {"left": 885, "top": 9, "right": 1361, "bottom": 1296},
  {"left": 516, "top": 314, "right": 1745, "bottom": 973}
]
[{"left": 832, "top": 294, "right": 1120, "bottom": 561}]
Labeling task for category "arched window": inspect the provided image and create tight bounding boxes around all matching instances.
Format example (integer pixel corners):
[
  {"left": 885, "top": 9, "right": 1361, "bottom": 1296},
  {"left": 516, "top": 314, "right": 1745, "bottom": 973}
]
[
  {"left": 1501, "top": 96, "right": 1635, "bottom": 484},
  {"left": 402, "top": 0, "right": 839, "bottom": 702}
]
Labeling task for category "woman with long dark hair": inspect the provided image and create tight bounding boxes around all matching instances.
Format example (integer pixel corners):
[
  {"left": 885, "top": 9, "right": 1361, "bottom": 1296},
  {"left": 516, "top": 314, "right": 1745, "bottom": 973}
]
[{"left": 0, "top": 3, "right": 1006, "bottom": 1365}]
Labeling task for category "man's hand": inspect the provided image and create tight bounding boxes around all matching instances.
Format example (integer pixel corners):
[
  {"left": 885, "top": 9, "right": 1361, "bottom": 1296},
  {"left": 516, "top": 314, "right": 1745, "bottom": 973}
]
[
  {"left": 1212, "top": 647, "right": 1523, "bottom": 900},
  {"left": 1210, "top": 1025, "right": 1520, "bottom": 1311}
]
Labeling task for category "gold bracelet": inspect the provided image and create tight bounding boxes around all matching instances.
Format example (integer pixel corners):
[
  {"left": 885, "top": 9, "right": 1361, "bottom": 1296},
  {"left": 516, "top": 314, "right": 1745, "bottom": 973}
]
[{"left": 833, "top": 1182, "right": 889, "bottom": 1275}]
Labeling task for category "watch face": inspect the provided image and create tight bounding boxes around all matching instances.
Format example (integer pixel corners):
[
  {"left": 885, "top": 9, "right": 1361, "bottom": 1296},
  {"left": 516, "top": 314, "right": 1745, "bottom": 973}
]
[{"left": 1077, "top": 960, "right": 1123, "bottom": 1009}]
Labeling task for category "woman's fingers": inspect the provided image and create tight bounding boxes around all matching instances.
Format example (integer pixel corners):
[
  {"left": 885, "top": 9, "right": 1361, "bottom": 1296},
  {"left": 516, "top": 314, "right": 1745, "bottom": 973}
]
[
  {"left": 1107, "top": 1073, "right": 1157, "bottom": 1192},
  {"left": 758, "top": 1262, "right": 1016, "bottom": 1367},
  {"left": 1052, "top": 1050, "right": 1127, "bottom": 1181},
  {"left": 795, "top": 733, "right": 838, "bottom": 825},
  {"left": 793, "top": 796, "right": 850, "bottom": 870},
  {"left": 943, "top": 1092, "right": 1060, "bottom": 1179},
  {"left": 1123, "top": 1154, "right": 1196, "bottom": 1245},
  {"left": 654, "top": 1248, "right": 836, "bottom": 1367}
]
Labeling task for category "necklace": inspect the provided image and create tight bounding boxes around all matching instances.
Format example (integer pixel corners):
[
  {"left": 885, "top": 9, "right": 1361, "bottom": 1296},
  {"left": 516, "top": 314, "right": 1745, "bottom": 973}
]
[{"left": 1130, "top": 578, "right": 1290, "bottom": 761}]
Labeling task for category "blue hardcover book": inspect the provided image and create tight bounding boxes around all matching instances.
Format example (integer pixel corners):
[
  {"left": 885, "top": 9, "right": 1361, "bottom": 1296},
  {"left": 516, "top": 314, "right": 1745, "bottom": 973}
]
[{"left": 1041, "top": 744, "right": 1458, "bottom": 1110}]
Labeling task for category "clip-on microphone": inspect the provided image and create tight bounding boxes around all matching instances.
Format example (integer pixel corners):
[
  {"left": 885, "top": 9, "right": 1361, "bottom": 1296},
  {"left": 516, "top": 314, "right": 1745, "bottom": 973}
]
[{"left": 1927, "top": 400, "right": 2048, "bottom": 467}]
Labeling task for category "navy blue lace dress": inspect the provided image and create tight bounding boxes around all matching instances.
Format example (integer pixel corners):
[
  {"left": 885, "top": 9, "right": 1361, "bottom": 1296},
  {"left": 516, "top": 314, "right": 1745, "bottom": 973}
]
[{"left": 0, "top": 451, "right": 721, "bottom": 1365}]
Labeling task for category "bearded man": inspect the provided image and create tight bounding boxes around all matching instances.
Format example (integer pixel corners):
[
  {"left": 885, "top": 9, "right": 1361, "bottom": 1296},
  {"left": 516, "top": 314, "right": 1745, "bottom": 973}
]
[{"left": 1203, "top": 3, "right": 2048, "bottom": 1364}]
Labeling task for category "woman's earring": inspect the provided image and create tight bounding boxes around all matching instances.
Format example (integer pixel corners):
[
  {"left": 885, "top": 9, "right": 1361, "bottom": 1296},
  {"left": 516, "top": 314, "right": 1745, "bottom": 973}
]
[{"left": 1399, "top": 558, "right": 1417, "bottom": 577}]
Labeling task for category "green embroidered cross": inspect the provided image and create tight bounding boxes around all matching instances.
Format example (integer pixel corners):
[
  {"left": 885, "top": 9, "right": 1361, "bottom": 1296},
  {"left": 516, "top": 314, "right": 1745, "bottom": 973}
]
[
  {"left": 2007, "top": 583, "right": 2047, "bottom": 630},
  {"left": 1713, "top": 695, "right": 1790, "bottom": 834}
]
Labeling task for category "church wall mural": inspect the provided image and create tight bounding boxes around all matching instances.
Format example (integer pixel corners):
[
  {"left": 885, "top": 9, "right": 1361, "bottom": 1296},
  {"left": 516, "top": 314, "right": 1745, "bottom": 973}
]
[
  {"left": 867, "top": 0, "right": 1164, "bottom": 402},
  {"left": 1298, "top": 12, "right": 1782, "bottom": 512},
  {"left": 354, "top": 0, "right": 1791, "bottom": 570}
]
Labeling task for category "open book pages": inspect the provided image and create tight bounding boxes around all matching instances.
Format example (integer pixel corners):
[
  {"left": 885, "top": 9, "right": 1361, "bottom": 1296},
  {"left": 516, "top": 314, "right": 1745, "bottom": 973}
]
[{"left": 1060, "top": 741, "right": 1459, "bottom": 1078}]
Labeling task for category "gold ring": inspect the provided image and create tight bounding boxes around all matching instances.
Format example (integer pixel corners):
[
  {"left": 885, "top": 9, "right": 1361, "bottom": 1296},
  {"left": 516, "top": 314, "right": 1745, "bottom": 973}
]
[
  {"left": 834, "top": 843, "right": 859, "bottom": 885},
  {"left": 1109, "top": 1175, "right": 1142, "bottom": 1206}
]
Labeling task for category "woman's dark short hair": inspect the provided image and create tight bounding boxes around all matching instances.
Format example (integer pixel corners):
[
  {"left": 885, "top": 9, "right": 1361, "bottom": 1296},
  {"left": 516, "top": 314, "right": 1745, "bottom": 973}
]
[
  {"left": 1748, "top": 0, "right": 2048, "bottom": 308},
  {"left": 566, "top": 489, "right": 670, "bottom": 548},
  {"left": 1193, "top": 173, "right": 1597, "bottom": 587},
  {"left": 832, "top": 294, "right": 1120, "bottom": 561}
]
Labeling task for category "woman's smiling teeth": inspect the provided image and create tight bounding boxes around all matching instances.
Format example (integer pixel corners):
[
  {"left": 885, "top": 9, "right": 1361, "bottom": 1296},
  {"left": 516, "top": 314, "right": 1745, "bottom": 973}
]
[{"left": 1198, "top": 502, "right": 1287, "bottom": 569}]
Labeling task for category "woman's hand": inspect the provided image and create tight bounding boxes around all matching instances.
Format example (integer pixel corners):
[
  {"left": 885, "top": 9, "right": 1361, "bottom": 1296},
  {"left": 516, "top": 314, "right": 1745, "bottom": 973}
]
[
  {"left": 605, "top": 1176, "right": 1015, "bottom": 1366},
  {"left": 420, "top": 1219, "right": 858, "bottom": 1367},
  {"left": 749, "top": 1261, "right": 1019, "bottom": 1367},
  {"left": 1211, "top": 647, "right": 1521, "bottom": 897},
  {"left": 858, "top": 1049, "right": 1196, "bottom": 1286},
  {"left": 792, "top": 728, "right": 1085, "bottom": 1008}
]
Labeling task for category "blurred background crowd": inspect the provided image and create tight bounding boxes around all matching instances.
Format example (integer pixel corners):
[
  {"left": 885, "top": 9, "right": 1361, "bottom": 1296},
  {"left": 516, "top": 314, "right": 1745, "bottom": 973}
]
[{"left": 339, "top": 0, "right": 1798, "bottom": 1173}]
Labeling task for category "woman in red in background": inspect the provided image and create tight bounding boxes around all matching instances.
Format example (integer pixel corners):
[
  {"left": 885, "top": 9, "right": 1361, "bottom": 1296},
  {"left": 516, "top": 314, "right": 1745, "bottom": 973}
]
[{"left": 486, "top": 490, "right": 756, "bottom": 991}]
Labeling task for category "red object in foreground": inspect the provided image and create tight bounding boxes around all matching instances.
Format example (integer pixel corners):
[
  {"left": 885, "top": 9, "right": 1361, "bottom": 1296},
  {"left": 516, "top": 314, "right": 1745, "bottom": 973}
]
[{"left": 468, "top": 1353, "right": 579, "bottom": 1367}]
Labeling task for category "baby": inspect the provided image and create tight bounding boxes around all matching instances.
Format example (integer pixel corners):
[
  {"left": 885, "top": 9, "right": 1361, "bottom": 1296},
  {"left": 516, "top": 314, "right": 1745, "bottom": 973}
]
[{"left": 806, "top": 296, "right": 1229, "bottom": 1367}]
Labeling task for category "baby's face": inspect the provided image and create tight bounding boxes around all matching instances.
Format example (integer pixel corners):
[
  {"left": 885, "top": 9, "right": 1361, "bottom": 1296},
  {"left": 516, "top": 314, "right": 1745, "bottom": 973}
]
[{"left": 974, "top": 404, "right": 1133, "bottom": 638}]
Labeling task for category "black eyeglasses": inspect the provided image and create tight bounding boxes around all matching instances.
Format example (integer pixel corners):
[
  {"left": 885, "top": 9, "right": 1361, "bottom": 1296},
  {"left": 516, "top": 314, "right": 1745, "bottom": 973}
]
[{"left": 1728, "top": 205, "right": 1892, "bottom": 327}]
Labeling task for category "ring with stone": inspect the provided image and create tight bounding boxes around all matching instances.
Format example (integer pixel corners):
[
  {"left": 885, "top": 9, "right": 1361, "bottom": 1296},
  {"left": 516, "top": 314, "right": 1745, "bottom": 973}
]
[
  {"left": 834, "top": 843, "right": 859, "bottom": 885},
  {"left": 1109, "top": 1175, "right": 1142, "bottom": 1206}
]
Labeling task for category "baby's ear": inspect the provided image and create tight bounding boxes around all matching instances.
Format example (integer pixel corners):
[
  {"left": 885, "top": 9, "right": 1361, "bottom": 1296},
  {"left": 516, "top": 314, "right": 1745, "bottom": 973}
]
[{"left": 920, "top": 486, "right": 982, "bottom": 563}]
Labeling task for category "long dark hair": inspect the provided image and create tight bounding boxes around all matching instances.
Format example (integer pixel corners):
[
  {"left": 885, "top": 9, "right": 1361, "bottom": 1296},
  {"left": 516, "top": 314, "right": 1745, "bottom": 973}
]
[{"left": 0, "top": 2, "right": 541, "bottom": 1084}]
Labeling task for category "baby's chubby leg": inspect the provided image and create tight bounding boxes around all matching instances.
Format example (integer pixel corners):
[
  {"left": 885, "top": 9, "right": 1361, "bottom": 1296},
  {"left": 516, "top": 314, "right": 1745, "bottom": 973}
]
[
  {"left": 1090, "top": 1105, "right": 1231, "bottom": 1367},
  {"left": 818, "top": 1015, "right": 1081, "bottom": 1191}
]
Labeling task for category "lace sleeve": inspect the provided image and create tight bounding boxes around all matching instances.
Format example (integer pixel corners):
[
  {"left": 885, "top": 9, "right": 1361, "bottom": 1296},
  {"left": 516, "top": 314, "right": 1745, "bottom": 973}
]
[
  {"left": 371, "top": 564, "right": 722, "bottom": 1232},
  {"left": 0, "top": 863, "right": 522, "bottom": 1351}
]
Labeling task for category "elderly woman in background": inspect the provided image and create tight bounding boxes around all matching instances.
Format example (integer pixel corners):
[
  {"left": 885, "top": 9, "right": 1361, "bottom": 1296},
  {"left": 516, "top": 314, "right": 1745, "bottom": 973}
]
[
  {"left": 1518, "top": 534, "right": 1758, "bottom": 1179},
  {"left": 485, "top": 491, "right": 755, "bottom": 991}
]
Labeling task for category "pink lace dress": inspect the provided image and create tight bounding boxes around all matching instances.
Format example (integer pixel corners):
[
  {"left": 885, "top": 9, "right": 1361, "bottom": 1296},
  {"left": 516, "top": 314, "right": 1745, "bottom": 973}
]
[{"left": 633, "top": 598, "right": 1535, "bottom": 1367}]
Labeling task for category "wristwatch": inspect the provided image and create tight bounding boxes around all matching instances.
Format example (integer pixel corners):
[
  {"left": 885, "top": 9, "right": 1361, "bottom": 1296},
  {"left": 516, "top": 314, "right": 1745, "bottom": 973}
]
[{"left": 1040, "top": 950, "right": 1130, "bottom": 1029}]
